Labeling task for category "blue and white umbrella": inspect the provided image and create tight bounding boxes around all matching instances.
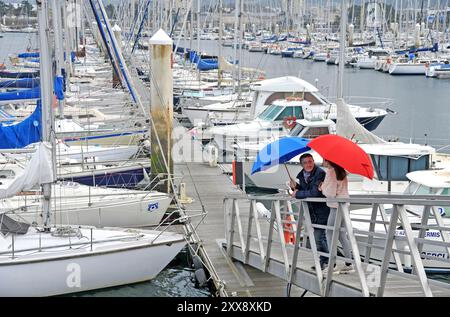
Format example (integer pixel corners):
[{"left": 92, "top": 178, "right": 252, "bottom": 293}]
[{"left": 251, "top": 137, "right": 310, "bottom": 175}]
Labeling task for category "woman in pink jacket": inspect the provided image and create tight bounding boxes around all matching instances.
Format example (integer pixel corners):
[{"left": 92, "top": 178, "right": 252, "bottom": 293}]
[{"left": 319, "top": 159, "right": 355, "bottom": 274}]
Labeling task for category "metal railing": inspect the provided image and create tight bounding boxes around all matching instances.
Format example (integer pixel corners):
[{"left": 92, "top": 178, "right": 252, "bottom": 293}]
[{"left": 224, "top": 194, "right": 450, "bottom": 297}]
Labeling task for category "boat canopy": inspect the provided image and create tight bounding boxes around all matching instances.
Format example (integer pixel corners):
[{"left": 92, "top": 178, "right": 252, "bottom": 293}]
[
  {"left": 0, "top": 101, "right": 41, "bottom": 149},
  {"left": 0, "top": 214, "right": 30, "bottom": 235}
]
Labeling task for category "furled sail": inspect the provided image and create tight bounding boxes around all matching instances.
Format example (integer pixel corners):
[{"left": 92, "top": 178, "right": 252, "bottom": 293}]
[
  {"left": 218, "top": 56, "right": 265, "bottom": 76},
  {"left": 0, "top": 142, "right": 54, "bottom": 200},
  {"left": 335, "top": 98, "right": 385, "bottom": 144}
]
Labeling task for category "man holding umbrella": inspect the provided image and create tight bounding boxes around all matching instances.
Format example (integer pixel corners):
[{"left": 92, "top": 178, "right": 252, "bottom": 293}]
[{"left": 290, "top": 153, "right": 330, "bottom": 270}]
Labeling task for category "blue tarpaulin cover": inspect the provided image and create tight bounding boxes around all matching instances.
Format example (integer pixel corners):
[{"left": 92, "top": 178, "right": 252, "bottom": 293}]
[{"left": 0, "top": 101, "right": 41, "bottom": 149}]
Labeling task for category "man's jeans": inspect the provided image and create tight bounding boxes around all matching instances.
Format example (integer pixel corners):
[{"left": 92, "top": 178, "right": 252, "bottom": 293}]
[{"left": 307, "top": 228, "right": 329, "bottom": 267}]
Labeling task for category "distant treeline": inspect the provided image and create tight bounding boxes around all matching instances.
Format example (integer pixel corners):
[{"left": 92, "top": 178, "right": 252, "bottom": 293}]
[{"left": 0, "top": 0, "right": 35, "bottom": 17}]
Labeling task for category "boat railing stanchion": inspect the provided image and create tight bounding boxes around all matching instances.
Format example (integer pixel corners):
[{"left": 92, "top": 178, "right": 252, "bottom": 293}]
[
  {"left": 11, "top": 234, "right": 15, "bottom": 259},
  {"left": 90, "top": 228, "right": 93, "bottom": 251},
  {"left": 88, "top": 186, "right": 92, "bottom": 206}
]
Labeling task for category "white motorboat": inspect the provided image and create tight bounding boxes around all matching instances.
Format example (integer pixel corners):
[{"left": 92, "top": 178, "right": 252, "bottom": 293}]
[
  {"left": 187, "top": 76, "right": 388, "bottom": 133},
  {"left": 351, "top": 169, "right": 450, "bottom": 273}
]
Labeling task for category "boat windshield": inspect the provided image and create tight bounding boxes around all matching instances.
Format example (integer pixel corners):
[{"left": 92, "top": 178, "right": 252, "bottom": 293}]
[
  {"left": 403, "top": 181, "right": 420, "bottom": 195},
  {"left": 258, "top": 105, "right": 304, "bottom": 121},
  {"left": 258, "top": 105, "right": 283, "bottom": 121}
]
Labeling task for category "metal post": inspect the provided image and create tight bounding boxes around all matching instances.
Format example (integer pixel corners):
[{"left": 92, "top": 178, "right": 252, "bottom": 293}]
[
  {"left": 397, "top": 204, "right": 433, "bottom": 297},
  {"left": 340, "top": 202, "right": 370, "bottom": 297},
  {"left": 337, "top": 0, "right": 347, "bottom": 99},
  {"left": 414, "top": 205, "right": 431, "bottom": 274},
  {"left": 378, "top": 203, "right": 404, "bottom": 272},
  {"left": 301, "top": 201, "right": 324, "bottom": 294},
  {"left": 149, "top": 29, "right": 174, "bottom": 194},
  {"left": 37, "top": 0, "right": 56, "bottom": 231},
  {"left": 264, "top": 201, "right": 276, "bottom": 272},
  {"left": 11, "top": 234, "right": 15, "bottom": 259},
  {"left": 244, "top": 199, "right": 255, "bottom": 264},
  {"left": 377, "top": 204, "right": 399, "bottom": 297},
  {"left": 226, "top": 199, "right": 236, "bottom": 258},
  {"left": 274, "top": 200, "right": 290, "bottom": 278},
  {"left": 234, "top": 199, "right": 246, "bottom": 259},
  {"left": 364, "top": 203, "right": 379, "bottom": 263},
  {"left": 288, "top": 201, "right": 305, "bottom": 287},
  {"left": 324, "top": 204, "right": 343, "bottom": 297}
]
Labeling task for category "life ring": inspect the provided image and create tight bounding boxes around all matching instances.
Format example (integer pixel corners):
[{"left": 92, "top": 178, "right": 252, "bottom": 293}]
[{"left": 283, "top": 115, "right": 297, "bottom": 129}]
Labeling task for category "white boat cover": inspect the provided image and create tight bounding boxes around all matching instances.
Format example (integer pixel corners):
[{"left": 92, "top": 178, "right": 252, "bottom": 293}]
[{"left": 0, "top": 142, "right": 54, "bottom": 199}]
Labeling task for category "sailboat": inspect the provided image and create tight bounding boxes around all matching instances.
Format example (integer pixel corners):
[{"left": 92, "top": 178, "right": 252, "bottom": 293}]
[{"left": 0, "top": 0, "right": 185, "bottom": 296}]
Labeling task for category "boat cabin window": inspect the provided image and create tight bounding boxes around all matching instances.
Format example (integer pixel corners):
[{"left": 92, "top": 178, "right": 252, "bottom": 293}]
[
  {"left": 302, "top": 92, "right": 322, "bottom": 105},
  {"left": 274, "top": 106, "right": 304, "bottom": 121},
  {"left": 371, "top": 154, "right": 430, "bottom": 181},
  {"left": 264, "top": 92, "right": 303, "bottom": 105},
  {"left": 0, "top": 170, "right": 15, "bottom": 179},
  {"left": 369, "top": 51, "right": 389, "bottom": 57},
  {"left": 289, "top": 123, "right": 305, "bottom": 136},
  {"left": 258, "top": 105, "right": 283, "bottom": 121},
  {"left": 301, "top": 127, "right": 330, "bottom": 138}
]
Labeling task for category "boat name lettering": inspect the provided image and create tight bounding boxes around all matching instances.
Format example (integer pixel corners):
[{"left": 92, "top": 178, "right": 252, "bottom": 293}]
[{"left": 148, "top": 202, "right": 159, "bottom": 211}]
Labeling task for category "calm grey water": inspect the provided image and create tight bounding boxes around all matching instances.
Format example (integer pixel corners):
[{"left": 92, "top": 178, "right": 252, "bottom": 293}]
[{"left": 183, "top": 39, "right": 450, "bottom": 153}]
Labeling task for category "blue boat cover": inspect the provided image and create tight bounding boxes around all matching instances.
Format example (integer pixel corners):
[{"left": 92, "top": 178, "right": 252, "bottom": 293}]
[
  {"left": 0, "top": 87, "right": 40, "bottom": 101},
  {"left": 0, "top": 101, "right": 41, "bottom": 149},
  {"left": 0, "top": 78, "right": 39, "bottom": 89},
  {"left": 18, "top": 52, "right": 40, "bottom": 58},
  {"left": 0, "top": 71, "right": 39, "bottom": 79},
  {"left": 53, "top": 76, "right": 64, "bottom": 100}
]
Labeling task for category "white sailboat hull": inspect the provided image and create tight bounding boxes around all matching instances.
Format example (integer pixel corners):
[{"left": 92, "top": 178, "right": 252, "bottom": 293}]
[
  {"left": 389, "top": 63, "right": 426, "bottom": 75},
  {"left": 0, "top": 228, "right": 185, "bottom": 296},
  {"left": 12, "top": 193, "right": 172, "bottom": 228},
  {"left": 183, "top": 106, "right": 251, "bottom": 125}
]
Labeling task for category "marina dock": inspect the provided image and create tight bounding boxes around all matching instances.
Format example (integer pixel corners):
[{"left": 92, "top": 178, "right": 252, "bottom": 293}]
[
  {"left": 175, "top": 160, "right": 308, "bottom": 297},
  {"left": 176, "top": 160, "right": 450, "bottom": 297}
]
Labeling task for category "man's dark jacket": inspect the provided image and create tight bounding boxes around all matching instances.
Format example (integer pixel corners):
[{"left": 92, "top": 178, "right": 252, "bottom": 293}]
[{"left": 294, "top": 165, "right": 330, "bottom": 225}]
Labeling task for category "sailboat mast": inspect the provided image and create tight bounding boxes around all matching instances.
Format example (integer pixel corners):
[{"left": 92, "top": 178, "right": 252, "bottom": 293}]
[
  {"left": 218, "top": 0, "right": 223, "bottom": 88},
  {"left": 51, "top": 0, "right": 65, "bottom": 119},
  {"left": 337, "top": 0, "right": 347, "bottom": 99},
  {"left": 232, "top": 0, "right": 240, "bottom": 92},
  {"left": 37, "top": 0, "right": 56, "bottom": 230}
]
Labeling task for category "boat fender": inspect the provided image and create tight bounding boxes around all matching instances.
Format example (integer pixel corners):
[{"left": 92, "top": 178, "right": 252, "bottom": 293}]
[
  {"left": 192, "top": 254, "right": 203, "bottom": 270},
  {"left": 194, "top": 268, "right": 208, "bottom": 287},
  {"left": 207, "top": 145, "right": 218, "bottom": 167},
  {"left": 256, "top": 202, "right": 271, "bottom": 220}
]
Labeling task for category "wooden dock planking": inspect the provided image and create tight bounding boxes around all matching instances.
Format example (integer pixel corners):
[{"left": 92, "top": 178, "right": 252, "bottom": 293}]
[{"left": 174, "top": 161, "right": 309, "bottom": 297}]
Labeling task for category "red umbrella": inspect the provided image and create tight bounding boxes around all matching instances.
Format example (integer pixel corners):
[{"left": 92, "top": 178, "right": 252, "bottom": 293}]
[{"left": 307, "top": 134, "right": 374, "bottom": 179}]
